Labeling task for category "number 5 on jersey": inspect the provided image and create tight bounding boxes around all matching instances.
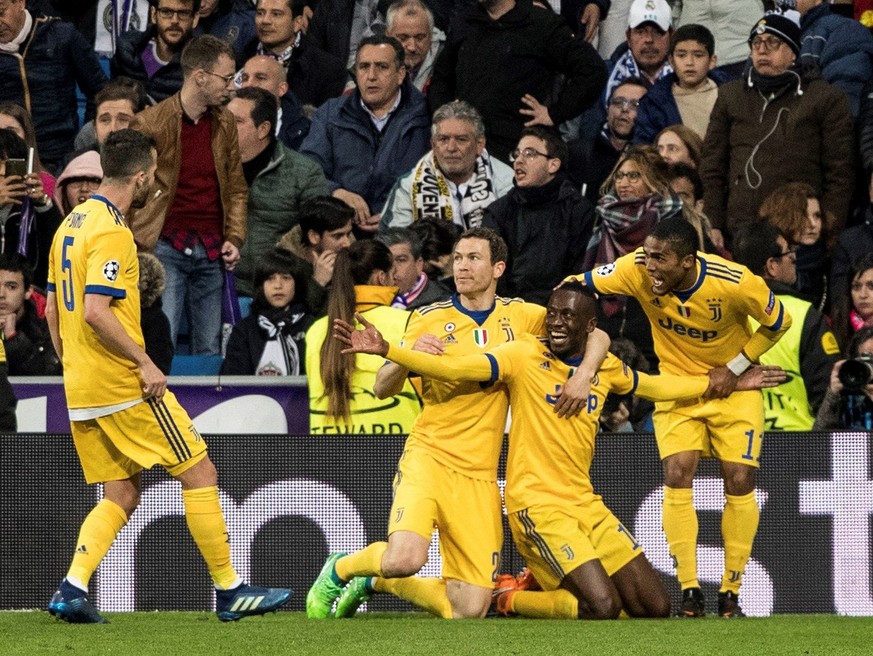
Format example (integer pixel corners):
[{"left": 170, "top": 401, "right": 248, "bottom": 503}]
[{"left": 61, "top": 236, "right": 75, "bottom": 311}]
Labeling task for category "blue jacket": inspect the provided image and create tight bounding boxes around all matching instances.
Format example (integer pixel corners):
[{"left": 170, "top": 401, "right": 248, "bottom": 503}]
[
  {"left": 0, "top": 15, "right": 106, "bottom": 168},
  {"left": 300, "top": 80, "right": 431, "bottom": 213},
  {"left": 800, "top": 3, "right": 873, "bottom": 117},
  {"left": 633, "top": 69, "right": 728, "bottom": 146}
]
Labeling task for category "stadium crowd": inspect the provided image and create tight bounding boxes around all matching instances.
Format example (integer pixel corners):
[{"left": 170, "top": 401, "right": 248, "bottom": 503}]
[{"left": 3, "top": 0, "right": 873, "bottom": 624}]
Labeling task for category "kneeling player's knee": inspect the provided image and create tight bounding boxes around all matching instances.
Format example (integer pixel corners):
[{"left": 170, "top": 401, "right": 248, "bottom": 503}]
[
  {"left": 583, "top": 591, "right": 622, "bottom": 620},
  {"left": 650, "top": 594, "right": 671, "bottom": 618},
  {"left": 448, "top": 590, "right": 490, "bottom": 619},
  {"left": 381, "top": 549, "right": 427, "bottom": 578}
]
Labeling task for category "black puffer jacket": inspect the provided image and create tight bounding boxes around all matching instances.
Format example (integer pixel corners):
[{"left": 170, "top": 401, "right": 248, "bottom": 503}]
[{"left": 110, "top": 28, "right": 186, "bottom": 104}]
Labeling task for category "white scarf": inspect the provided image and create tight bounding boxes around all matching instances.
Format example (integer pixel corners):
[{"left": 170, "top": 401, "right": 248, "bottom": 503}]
[
  {"left": 0, "top": 10, "right": 32, "bottom": 53},
  {"left": 603, "top": 48, "right": 672, "bottom": 108},
  {"left": 410, "top": 150, "right": 498, "bottom": 229},
  {"left": 255, "top": 314, "right": 304, "bottom": 376}
]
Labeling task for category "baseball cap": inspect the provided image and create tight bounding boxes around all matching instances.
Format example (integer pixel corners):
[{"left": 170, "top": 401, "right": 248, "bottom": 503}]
[{"left": 628, "top": 0, "right": 672, "bottom": 32}]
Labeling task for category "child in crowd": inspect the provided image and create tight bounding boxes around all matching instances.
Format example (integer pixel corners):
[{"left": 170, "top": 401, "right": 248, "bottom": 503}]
[
  {"left": 221, "top": 248, "right": 314, "bottom": 376},
  {"left": 634, "top": 24, "right": 724, "bottom": 145}
]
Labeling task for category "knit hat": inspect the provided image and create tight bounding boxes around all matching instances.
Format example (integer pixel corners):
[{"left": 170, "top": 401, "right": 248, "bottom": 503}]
[{"left": 748, "top": 11, "right": 801, "bottom": 56}]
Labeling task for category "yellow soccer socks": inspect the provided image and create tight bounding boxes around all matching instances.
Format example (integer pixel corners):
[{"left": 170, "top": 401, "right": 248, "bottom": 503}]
[
  {"left": 662, "top": 486, "right": 699, "bottom": 590},
  {"left": 182, "top": 486, "right": 240, "bottom": 590},
  {"left": 335, "top": 542, "right": 387, "bottom": 581},
  {"left": 721, "top": 491, "right": 759, "bottom": 595},
  {"left": 374, "top": 577, "right": 453, "bottom": 618},
  {"left": 67, "top": 498, "right": 129, "bottom": 589},
  {"left": 510, "top": 589, "right": 579, "bottom": 619}
]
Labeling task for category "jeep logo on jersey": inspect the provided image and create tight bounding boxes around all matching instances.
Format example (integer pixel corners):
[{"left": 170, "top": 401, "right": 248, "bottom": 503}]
[
  {"left": 473, "top": 329, "right": 488, "bottom": 346},
  {"left": 657, "top": 317, "right": 717, "bottom": 342},
  {"left": 102, "top": 260, "right": 120, "bottom": 282},
  {"left": 595, "top": 263, "right": 616, "bottom": 276}
]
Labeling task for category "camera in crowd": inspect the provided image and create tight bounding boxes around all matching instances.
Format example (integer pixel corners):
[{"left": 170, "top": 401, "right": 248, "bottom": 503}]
[{"left": 838, "top": 354, "right": 873, "bottom": 393}]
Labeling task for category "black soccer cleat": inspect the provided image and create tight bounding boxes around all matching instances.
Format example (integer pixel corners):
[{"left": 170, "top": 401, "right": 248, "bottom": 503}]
[
  {"left": 717, "top": 590, "right": 746, "bottom": 618},
  {"left": 48, "top": 579, "right": 109, "bottom": 624},
  {"left": 675, "top": 587, "right": 705, "bottom": 618}
]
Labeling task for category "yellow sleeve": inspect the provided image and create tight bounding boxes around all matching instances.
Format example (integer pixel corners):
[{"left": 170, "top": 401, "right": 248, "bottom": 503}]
[
  {"left": 634, "top": 372, "right": 708, "bottom": 401},
  {"left": 385, "top": 343, "right": 495, "bottom": 383},
  {"left": 579, "top": 250, "right": 644, "bottom": 296},
  {"left": 736, "top": 272, "right": 793, "bottom": 361}
]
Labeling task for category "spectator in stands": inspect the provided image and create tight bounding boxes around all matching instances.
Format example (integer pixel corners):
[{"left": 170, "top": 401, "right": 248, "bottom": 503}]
[
  {"left": 380, "top": 100, "right": 514, "bottom": 232},
  {"left": 385, "top": 0, "right": 444, "bottom": 94},
  {"left": 585, "top": 145, "right": 681, "bottom": 270},
  {"left": 277, "top": 195, "right": 355, "bottom": 317},
  {"left": 700, "top": 10, "right": 854, "bottom": 249},
  {"left": 74, "top": 77, "right": 148, "bottom": 154},
  {"left": 634, "top": 24, "right": 725, "bottom": 145},
  {"left": 238, "top": 54, "right": 310, "bottom": 151},
  {"left": 484, "top": 126, "right": 593, "bottom": 306},
  {"left": 603, "top": 0, "right": 673, "bottom": 108},
  {"left": 0, "top": 1, "right": 107, "bottom": 171},
  {"left": 301, "top": 35, "right": 430, "bottom": 235},
  {"left": 832, "top": 253, "right": 873, "bottom": 352},
  {"left": 53, "top": 150, "right": 103, "bottom": 216},
  {"left": 195, "top": 0, "right": 257, "bottom": 54},
  {"left": 228, "top": 86, "right": 326, "bottom": 298},
  {"left": 137, "top": 252, "right": 175, "bottom": 375},
  {"left": 306, "top": 0, "right": 383, "bottom": 72},
  {"left": 830, "top": 205, "right": 873, "bottom": 325},
  {"left": 797, "top": 0, "right": 873, "bottom": 117},
  {"left": 129, "top": 35, "right": 247, "bottom": 355},
  {"left": 0, "top": 252, "right": 61, "bottom": 375},
  {"left": 222, "top": 247, "right": 314, "bottom": 375},
  {"left": 759, "top": 182, "right": 833, "bottom": 310},
  {"left": 241, "top": 0, "right": 348, "bottom": 108},
  {"left": 655, "top": 124, "right": 703, "bottom": 169},
  {"left": 306, "top": 239, "right": 421, "bottom": 434},
  {"left": 567, "top": 78, "right": 648, "bottom": 206},
  {"left": 0, "top": 129, "right": 62, "bottom": 290},
  {"left": 111, "top": 0, "right": 201, "bottom": 104},
  {"left": 375, "top": 227, "right": 451, "bottom": 310},
  {"left": 0, "top": 101, "right": 55, "bottom": 199},
  {"left": 672, "top": 0, "right": 764, "bottom": 79},
  {"left": 814, "top": 325, "right": 873, "bottom": 431},
  {"left": 733, "top": 222, "right": 839, "bottom": 430},
  {"left": 428, "top": 0, "right": 607, "bottom": 163},
  {"left": 409, "top": 217, "right": 460, "bottom": 292}
]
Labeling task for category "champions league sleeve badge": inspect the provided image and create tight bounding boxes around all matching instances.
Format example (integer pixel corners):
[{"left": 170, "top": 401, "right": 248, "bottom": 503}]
[
  {"left": 102, "top": 260, "right": 121, "bottom": 282},
  {"left": 594, "top": 263, "right": 616, "bottom": 277}
]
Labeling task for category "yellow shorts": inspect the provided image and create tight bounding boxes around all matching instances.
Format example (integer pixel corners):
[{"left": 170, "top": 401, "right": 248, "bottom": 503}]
[
  {"left": 508, "top": 496, "right": 641, "bottom": 591},
  {"left": 389, "top": 447, "right": 502, "bottom": 588},
  {"left": 652, "top": 390, "right": 764, "bottom": 467},
  {"left": 71, "top": 392, "right": 208, "bottom": 484}
]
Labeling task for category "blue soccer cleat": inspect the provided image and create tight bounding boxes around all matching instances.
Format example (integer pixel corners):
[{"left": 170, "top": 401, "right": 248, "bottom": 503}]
[
  {"left": 48, "top": 579, "right": 109, "bottom": 624},
  {"left": 215, "top": 584, "right": 293, "bottom": 622}
]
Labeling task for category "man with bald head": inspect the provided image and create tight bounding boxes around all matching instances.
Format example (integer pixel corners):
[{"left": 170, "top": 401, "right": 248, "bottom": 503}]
[{"left": 239, "top": 53, "right": 310, "bottom": 150}]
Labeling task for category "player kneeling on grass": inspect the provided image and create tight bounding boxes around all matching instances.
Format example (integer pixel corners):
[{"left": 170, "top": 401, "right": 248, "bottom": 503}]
[
  {"left": 44, "top": 129, "right": 292, "bottom": 624},
  {"left": 333, "top": 283, "right": 785, "bottom": 619}
]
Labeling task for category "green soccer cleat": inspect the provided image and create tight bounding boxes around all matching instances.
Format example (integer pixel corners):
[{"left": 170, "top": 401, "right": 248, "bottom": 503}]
[
  {"left": 335, "top": 576, "right": 373, "bottom": 618},
  {"left": 306, "top": 552, "right": 347, "bottom": 618}
]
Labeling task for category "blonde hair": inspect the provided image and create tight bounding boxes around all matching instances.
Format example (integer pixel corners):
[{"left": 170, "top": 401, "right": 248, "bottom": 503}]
[
  {"left": 758, "top": 182, "right": 835, "bottom": 250},
  {"left": 655, "top": 124, "right": 704, "bottom": 168},
  {"left": 601, "top": 145, "right": 671, "bottom": 198}
]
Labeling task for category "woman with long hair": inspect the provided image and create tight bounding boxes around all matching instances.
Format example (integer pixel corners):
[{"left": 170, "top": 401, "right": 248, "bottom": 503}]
[
  {"left": 655, "top": 124, "right": 704, "bottom": 169},
  {"left": 759, "top": 181, "right": 835, "bottom": 309},
  {"left": 306, "top": 239, "right": 421, "bottom": 433},
  {"left": 0, "top": 101, "right": 55, "bottom": 198},
  {"left": 831, "top": 253, "right": 873, "bottom": 352}
]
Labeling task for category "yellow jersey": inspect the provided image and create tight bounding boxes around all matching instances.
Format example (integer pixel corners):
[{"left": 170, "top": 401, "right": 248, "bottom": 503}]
[
  {"left": 577, "top": 249, "right": 791, "bottom": 376},
  {"left": 401, "top": 295, "right": 545, "bottom": 480},
  {"left": 384, "top": 335, "right": 709, "bottom": 511},
  {"left": 47, "top": 195, "right": 144, "bottom": 410}
]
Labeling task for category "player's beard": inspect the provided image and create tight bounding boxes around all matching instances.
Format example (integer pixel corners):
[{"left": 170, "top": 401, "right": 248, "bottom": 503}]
[{"left": 130, "top": 178, "right": 152, "bottom": 209}]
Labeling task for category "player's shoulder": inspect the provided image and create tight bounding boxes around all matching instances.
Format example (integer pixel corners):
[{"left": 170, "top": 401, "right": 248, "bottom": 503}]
[
  {"left": 414, "top": 298, "right": 455, "bottom": 317},
  {"left": 495, "top": 296, "right": 545, "bottom": 316},
  {"left": 700, "top": 252, "right": 748, "bottom": 286}
]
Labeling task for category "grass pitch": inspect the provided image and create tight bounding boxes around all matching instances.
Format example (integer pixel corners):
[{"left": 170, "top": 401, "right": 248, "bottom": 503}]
[{"left": 4, "top": 612, "right": 873, "bottom": 656}]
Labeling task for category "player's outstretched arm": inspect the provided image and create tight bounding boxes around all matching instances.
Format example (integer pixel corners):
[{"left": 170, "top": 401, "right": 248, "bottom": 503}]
[
  {"left": 84, "top": 293, "right": 166, "bottom": 401},
  {"left": 335, "top": 313, "right": 492, "bottom": 383},
  {"left": 553, "top": 327, "right": 610, "bottom": 418},
  {"left": 635, "top": 365, "right": 786, "bottom": 402}
]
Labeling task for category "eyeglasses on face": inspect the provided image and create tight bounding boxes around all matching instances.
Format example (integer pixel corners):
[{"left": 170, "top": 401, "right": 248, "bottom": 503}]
[
  {"left": 613, "top": 170, "right": 642, "bottom": 182},
  {"left": 510, "top": 147, "right": 551, "bottom": 162},
  {"left": 772, "top": 249, "right": 797, "bottom": 263},
  {"left": 204, "top": 70, "right": 236, "bottom": 85},
  {"left": 750, "top": 36, "right": 784, "bottom": 52},
  {"left": 156, "top": 7, "right": 195, "bottom": 20},
  {"left": 609, "top": 97, "right": 641, "bottom": 111}
]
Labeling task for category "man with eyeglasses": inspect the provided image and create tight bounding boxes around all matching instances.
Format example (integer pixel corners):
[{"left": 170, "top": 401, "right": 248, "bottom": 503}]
[
  {"left": 380, "top": 100, "right": 514, "bottom": 232},
  {"left": 567, "top": 77, "right": 648, "bottom": 205},
  {"left": 129, "top": 35, "right": 247, "bottom": 356},
  {"left": 732, "top": 221, "right": 839, "bottom": 431},
  {"left": 111, "top": 0, "right": 202, "bottom": 103},
  {"left": 483, "top": 126, "right": 593, "bottom": 305},
  {"left": 700, "top": 9, "right": 853, "bottom": 244}
]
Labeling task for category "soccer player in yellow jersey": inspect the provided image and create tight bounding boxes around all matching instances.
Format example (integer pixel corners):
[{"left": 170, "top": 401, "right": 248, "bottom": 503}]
[
  {"left": 44, "top": 130, "right": 291, "bottom": 624},
  {"left": 306, "top": 228, "right": 611, "bottom": 619},
  {"left": 565, "top": 217, "right": 792, "bottom": 618},
  {"left": 331, "top": 283, "right": 784, "bottom": 619}
]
